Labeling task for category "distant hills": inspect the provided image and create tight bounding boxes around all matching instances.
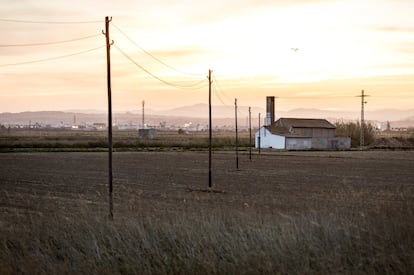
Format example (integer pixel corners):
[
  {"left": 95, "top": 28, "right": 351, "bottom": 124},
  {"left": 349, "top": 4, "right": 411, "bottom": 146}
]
[
  {"left": 153, "top": 104, "right": 264, "bottom": 119},
  {"left": 1, "top": 104, "right": 414, "bottom": 128},
  {"left": 139, "top": 104, "right": 414, "bottom": 122}
]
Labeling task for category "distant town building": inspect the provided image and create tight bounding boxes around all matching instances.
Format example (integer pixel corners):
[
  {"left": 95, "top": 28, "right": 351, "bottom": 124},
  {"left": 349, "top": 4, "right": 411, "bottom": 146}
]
[
  {"left": 93, "top": 123, "right": 106, "bottom": 130},
  {"left": 138, "top": 128, "right": 156, "bottom": 139}
]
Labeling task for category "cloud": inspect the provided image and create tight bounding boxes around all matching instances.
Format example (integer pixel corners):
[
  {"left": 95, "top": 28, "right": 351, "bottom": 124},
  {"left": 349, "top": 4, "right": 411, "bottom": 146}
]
[
  {"left": 145, "top": 47, "right": 207, "bottom": 60},
  {"left": 121, "top": 0, "right": 332, "bottom": 27},
  {"left": 375, "top": 26, "right": 414, "bottom": 33}
]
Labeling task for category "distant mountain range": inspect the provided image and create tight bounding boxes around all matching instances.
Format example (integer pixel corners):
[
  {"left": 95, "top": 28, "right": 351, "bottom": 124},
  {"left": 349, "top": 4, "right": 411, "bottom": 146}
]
[
  {"left": 1, "top": 104, "right": 414, "bottom": 127},
  {"left": 152, "top": 104, "right": 264, "bottom": 118},
  {"left": 130, "top": 104, "right": 414, "bottom": 121}
]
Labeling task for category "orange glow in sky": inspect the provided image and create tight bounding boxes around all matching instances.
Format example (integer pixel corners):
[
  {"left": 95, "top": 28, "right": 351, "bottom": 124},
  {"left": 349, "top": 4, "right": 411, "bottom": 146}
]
[{"left": 1, "top": 0, "right": 414, "bottom": 113}]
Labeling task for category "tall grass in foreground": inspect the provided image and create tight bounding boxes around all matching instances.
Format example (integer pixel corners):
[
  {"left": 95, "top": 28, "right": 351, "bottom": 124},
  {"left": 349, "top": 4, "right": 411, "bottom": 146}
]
[{"left": 1, "top": 204, "right": 413, "bottom": 274}]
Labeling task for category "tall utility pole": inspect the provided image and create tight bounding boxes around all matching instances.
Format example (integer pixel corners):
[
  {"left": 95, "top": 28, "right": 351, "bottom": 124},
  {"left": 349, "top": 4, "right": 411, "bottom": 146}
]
[
  {"left": 142, "top": 100, "right": 145, "bottom": 129},
  {"left": 248, "top": 106, "right": 252, "bottom": 160},
  {"left": 104, "top": 16, "right": 113, "bottom": 219},
  {"left": 357, "top": 90, "right": 369, "bottom": 150},
  {"left": 208, "top": 69, "right": 213, "bottom": 188},
  {"left": 258, "top": 113, "right": 261, "bottom": 154},
  {"left": 235, "top": 98, "right": 239, "bottom": 170}
]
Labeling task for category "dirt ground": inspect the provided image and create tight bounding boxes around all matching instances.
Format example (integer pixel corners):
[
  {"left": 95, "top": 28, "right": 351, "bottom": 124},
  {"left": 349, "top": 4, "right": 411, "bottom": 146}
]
[{"left": 1, "top": 150, "right": 413, "bottom": 223}]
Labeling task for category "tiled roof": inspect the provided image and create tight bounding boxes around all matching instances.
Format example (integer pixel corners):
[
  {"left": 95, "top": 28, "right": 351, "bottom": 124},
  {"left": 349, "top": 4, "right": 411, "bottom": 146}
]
[
  {"left": 264, "top": 125, "right": 310, "bottom": 137},
  {"left": 265, "top": 125, "right": 290, "bottom": 135},
  {"left": 276, "top": 118, "right": 336, "bottom": 129}
]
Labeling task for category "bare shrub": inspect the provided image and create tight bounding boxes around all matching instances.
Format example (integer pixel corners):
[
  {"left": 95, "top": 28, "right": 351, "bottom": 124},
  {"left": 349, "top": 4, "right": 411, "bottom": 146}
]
[{"left": 335, "top": 121, "right": 376, "bottom": 147}]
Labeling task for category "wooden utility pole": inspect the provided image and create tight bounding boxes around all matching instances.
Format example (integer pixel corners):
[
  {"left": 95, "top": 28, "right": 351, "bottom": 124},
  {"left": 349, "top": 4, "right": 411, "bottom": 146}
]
[
  {"left": 104, "top": 16, "right": 113, "bottom": 219},
  {"left": 258, "top": 113, "right": 261, "bottom": 154},
  {"left": 235, "top": 98, "right": 239, "bottom": 170},
  {"left": 208, "top": 69, "right": 212, "bottom": 188},
  {"left": 357, "top": 90, "right": 369, "bottom": 150},
  {"left": 248, "top": 106, "right": 252, "bottom": 161},
  {"left": 142, "top": 100, "right": 145, "bottom": 129}
]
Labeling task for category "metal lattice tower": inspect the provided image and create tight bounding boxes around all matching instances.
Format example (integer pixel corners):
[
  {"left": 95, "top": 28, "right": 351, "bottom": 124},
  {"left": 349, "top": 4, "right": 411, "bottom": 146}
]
[{"left": 357, "top": 90, "right": 369, "bottom": 150}]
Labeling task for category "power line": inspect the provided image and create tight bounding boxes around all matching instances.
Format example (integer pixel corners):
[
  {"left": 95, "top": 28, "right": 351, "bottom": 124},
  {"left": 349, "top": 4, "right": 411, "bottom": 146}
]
[
  {"left": 212, "top": 75, "right": 233, "bottom": 102},
  {"left": 111, "top": 22, "right": 205, "bottom": 77},
  {"left": 369, "top": 95, "right": 414, "bottom": 98},
  {"left": 238, "top": 107, "right": 248, "bottom": 117},
  {"left": 0, "top": 34, "right": 101, "bottom": 47},
  {"left": 272, "top": 95, "right": 414, "bottom": 99},
  {"left": 0, "top": 45, "right": 105, "bottom": 67},
  {"left": 114, "top": 44, "right": 207, "bottom": 90},
  {"left": 280, "top": 95, "right": 355, "bottom": 99},
  {"left": 212, "top": 84, "right": 226, "bottom": 105},
  {"left": 0, "top": 18, "right": 101, "bottom": 24}
]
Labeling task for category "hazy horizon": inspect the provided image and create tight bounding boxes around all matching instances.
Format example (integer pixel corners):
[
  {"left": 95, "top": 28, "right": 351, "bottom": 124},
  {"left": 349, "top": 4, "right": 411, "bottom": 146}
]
[
  {"left": 2, "top": 102, "right": 414, "bottom": 115},
  {"left": 2, "top": 103, "right": 414, "bottom": 123},
  {"left": 1, "top": 0, "right": 414, "bottom": 113}
]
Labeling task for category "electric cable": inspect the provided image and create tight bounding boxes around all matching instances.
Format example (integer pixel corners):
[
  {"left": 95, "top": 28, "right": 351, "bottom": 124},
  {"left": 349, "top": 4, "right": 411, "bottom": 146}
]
[
  {"left": 212, "top": 84, "right": 226, "bottom": 105},
  {"left": 114, "top": 44, "right": 207, "bottom": 90},
  {"left": 0, "top": 45, "right": 105, "bottom": 67},
  {"left": 238, "top": 107, "right": 248, "bottom": 117},
  {"left": 111, "top": 23, "right": 205, "bottom": 77},
  {"left": 281, "top": 95, "right": 355, "bottom": 99},
  {"left": 212, "top": 75, "right": 233, "bottom": 102},
  {"left": 0, "top": 34, "right": 101, "bottom": 47},
  {"left": 0, "top": 18, "right": 101, "bottom": 24}
]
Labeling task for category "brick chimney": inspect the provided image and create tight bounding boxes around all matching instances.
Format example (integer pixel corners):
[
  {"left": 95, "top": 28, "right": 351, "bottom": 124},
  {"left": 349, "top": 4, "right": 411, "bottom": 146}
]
[{"left": 266, "top": 96, "right": 275, "bottom": 126}]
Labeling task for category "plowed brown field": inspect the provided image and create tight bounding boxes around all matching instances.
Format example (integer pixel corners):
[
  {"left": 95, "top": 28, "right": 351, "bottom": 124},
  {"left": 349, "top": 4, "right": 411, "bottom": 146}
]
[{"left": 1, "top": 151, "right": 413, "bottom": 220}]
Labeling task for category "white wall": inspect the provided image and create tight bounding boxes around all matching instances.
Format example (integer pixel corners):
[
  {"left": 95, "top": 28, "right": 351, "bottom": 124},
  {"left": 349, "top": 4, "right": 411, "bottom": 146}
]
[{"left": 255, "top": 127, "right": 285, "bottom": 149}]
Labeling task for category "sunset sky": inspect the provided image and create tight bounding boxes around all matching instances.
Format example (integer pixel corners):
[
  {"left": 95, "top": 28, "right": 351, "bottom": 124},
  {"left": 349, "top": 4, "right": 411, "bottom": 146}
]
[{"left": 1, "top": 0, "right": 414, "bottom": 114}]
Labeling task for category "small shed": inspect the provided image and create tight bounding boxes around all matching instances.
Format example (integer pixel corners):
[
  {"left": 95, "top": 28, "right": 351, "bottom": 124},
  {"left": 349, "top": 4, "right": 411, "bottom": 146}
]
[{"left": 138, "top": 128, "right": 156, "bottom": 139}]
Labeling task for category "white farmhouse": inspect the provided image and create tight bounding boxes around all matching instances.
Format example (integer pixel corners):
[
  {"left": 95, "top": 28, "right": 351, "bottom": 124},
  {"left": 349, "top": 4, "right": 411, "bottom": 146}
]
[
  {"left": 255, "top": 96, "right": 351, "bottom": 150},
  {"left": 256, "top": 118, "right": 350, "bottom": 150}
]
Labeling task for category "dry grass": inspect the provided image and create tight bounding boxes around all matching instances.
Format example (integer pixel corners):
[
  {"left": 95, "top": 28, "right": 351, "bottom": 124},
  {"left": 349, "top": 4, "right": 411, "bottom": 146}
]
[{"left": 1, "top": 201, "right": 413, "bottom": 274}]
